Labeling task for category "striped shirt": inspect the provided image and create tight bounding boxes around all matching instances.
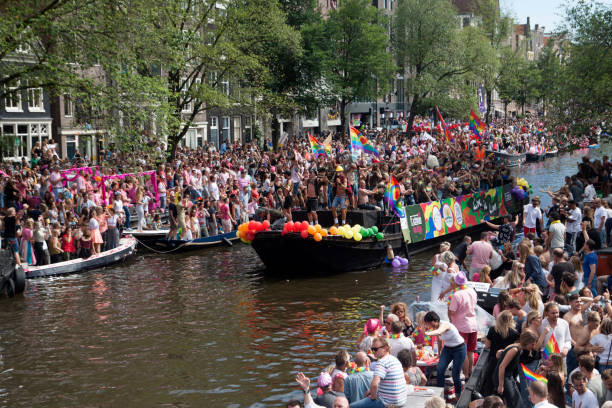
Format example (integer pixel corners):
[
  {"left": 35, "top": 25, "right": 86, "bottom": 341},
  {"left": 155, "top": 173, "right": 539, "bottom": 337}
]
[{"left": 374, "top": 354, "right": 407, "bottom": 406}]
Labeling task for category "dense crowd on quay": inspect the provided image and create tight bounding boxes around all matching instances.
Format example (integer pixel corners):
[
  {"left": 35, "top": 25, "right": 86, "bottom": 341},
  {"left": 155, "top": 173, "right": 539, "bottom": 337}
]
[
  {"left": 0, "top": 114, "right": 611, "bottom": 408},
  {"left": 0, "top": 116, "right": 608, "bottom": 266}
]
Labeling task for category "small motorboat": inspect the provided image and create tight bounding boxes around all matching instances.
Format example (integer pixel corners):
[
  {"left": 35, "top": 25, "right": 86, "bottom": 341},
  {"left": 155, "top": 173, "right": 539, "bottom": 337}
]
[
  {"left": 23, "top": 236, "right": 137, "bottom": 279},
  {"left": 545, "top": 149, "right": 558, "bottom": 158},
  {"left": 588, "top": 144, "right": 599, "bottom": 149},
  {"left": 124, "top": 228, "right": 170, "bottom": 247},
  {"left": 150, "top": 231, "right": 239, "bottom": 252}
]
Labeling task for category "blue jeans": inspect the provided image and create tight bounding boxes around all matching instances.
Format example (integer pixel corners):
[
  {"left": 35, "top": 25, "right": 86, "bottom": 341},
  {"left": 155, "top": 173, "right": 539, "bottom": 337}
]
[
  {"left": 437, "top": 343, "right": 467, "bottom": 395},
  {"left": 350, "top": 397, "right": 385, "bottom": 408},
  {"left": 123, "top": 205, "right": 131, "bottom": 228}
]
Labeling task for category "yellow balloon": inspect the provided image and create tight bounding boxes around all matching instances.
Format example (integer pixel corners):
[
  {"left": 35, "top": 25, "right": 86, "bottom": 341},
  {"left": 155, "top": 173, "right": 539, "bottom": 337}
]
[
  {"left": 345, "top": 229, "right": 353, "bottom": 239},
  {"left": 354, "top": 232, "right": 362, "bottom": 241},
  {"left": 236, "top": 231, "right": 241, "bottom": 238}
]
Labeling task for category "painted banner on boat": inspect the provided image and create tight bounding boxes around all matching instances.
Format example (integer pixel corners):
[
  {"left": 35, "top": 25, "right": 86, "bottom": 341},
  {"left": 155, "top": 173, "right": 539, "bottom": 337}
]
[{"left": 404, "top": 186, "right": 513, "bottom": 243}]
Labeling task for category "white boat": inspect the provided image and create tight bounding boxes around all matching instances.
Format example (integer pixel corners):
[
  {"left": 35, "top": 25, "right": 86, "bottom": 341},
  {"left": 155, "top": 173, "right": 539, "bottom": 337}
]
[{"left": 23, "top": 237, "right": 137, "bottom": 279}]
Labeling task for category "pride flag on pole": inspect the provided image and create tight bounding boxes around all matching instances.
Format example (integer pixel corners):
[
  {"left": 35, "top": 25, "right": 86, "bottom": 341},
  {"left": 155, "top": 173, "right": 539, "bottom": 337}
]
[
  {"left": 351, "top": 128, "right": 380, "bottom": 157},
  {"left": 308, "top": 134, "right": 326, "bottom": 158},
  {"left": 521, "top": 363, "right": 548, "bottom": 384},
  {"left": 469, "top": 109, "right": 486, "bottom": 139},
  {"left": 384, "top": 175, "right": 405, "bottom": 218},
  {"left": 436, "top": 106, "right": 453, "bottom": 143},
  {"left": 543, "top": 333, "right": 560, "bottom": 360}
]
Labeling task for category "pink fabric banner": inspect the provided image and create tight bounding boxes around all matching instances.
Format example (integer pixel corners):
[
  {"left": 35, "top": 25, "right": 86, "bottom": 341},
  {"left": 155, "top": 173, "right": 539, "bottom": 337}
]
[{"left": 101, "top": 171, "right": 159, "bottom": 208}]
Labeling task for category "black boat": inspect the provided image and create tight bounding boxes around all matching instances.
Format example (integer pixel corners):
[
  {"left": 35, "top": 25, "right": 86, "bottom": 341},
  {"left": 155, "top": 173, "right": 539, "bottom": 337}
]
[
  {"left": 525, "top": 152, "right": 546, "bottom": 162},
  {"left": 23, "top": 236, "right": 136, "bottom": 279},
  {"left": 0, "top": 249, "right": 26, "bottom": 297},
  {"left": 251, "top": 231, "right": 405, "bottom": 275},
  {"left": 149, "top": 231, "right": 239, "bottom": 253},
  {"left": 250, "top": 184, "right": 522, "bottom": 276}
]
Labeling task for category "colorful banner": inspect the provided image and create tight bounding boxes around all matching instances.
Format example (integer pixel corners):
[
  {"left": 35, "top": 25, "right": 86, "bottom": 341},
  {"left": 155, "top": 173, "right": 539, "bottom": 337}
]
[{"left": 404, "top": 186, "right": 513, "bottom": 243}]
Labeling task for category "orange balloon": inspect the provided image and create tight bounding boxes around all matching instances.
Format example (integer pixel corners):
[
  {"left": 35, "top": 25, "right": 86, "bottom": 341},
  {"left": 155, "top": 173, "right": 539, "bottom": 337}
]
[
  {"left": 320, "top": 229, "right": 328, "bottom": 237},
  {"left": 329, "top": 226, "right": 338, "bottom": 235},
  {"left": 315, "top": 224, "right": 322, "bottom": 232},
  {"left": 307, "top": 225, "right": 316, "bottom": 235},
  {"left": 314, "top": 232, "right": 322, "bottom": 242},
  {"left": 238, "top": 223, "right": 248, "bottom": 233}
]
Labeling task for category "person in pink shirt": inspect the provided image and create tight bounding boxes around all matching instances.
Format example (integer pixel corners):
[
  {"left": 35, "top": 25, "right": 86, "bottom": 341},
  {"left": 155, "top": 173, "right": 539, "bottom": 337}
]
[
  {"left": 466, "top": 231, "right": 493, "bottom": 279},
  {"left": 448, "top": 272, "right": 478, "bottom": 378}
]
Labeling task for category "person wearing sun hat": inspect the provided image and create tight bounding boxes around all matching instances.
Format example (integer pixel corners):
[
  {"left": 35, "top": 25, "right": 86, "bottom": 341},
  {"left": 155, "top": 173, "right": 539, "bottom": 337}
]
[
  {"left": 313, "top": 371, "right": 346, "bottom": 408},
  {"left": 448, "top": 271, "right": 478, "bottom": 379}
]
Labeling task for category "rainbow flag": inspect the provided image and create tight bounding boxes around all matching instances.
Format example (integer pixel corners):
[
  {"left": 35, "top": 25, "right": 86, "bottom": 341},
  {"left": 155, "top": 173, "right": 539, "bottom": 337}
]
[
  {"left": 350, "top": 126, "right": 364, "bottom": 151},
  {"left": 521, "top": 363, "right": 548, "bottom": 384},
  {"left": 469, "top": 109, "right": 486, "bottom": 139},
  {"left": 436, "top": 106, "right": 453, "bottom": 143},
  {"left": 543, "top": 333, "right": 560, "bottom": 360},
  {"left": 384, "top": 175, "right": 404, "bottom": 218},
  {"left": 308, "top": 134, "right": 326, "bottom": 158},
  {"left": 356, "top": 130, "right": 379, "bottom": 157}
]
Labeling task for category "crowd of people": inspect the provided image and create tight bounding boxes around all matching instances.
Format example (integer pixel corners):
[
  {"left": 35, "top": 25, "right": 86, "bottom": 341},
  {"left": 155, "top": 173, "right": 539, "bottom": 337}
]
[
  {"left": 279, "top": 139, "right": 612, "bottom": 407},
  {"left": 3, "top": 116, "right": 603, "bottom": 268}
]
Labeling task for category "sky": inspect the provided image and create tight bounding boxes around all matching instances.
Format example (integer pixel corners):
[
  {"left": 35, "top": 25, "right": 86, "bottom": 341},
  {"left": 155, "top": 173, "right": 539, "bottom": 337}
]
[{"left": 500, "top": 0, "right": 569, "bottom": 32}]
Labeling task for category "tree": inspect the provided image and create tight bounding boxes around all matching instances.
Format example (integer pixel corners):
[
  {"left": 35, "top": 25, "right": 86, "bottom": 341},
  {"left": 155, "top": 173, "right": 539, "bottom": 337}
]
[
  {"left": 133, "top": 0, "right": 301, "bottom": 159},
  {"left": 316, "top": 0, "right": 395, "bottom": 136},
  {"left": 393, "top": 0, "right": 489, "bottom": 129},
  {"left": 555, "top": 1, "right": 611, "bottom": 129},
  {"left": 473, "top": 0, "right": 512, "bottom": 123}
]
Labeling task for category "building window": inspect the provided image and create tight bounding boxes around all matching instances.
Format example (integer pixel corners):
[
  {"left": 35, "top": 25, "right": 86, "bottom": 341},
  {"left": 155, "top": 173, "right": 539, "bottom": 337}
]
[
  {"left": 245, "top": 116, "right": 251, "bottom": 127},
  {"left": 181, "top": 77, "right": 192, "bottom": 113},
  {"left": 4, "top": 80, "right": 22, "bottom": 111},
  {"left": 210, "top": 116, "right": 218, "bottom": 128},
  {"left": 221, "top": 78, "right": 229, "bottom": 96},
  {"left": 221, "top": 116, "right": 230, "bottom": 143},
  {"left": 463, "top": 17, "right": 470, "bottom": 28},
  {"left": 27, "top": 81, "right": 44, "bottom": 111},
  {"left": 64, "top": 94, "right": 73, "bottom": 117}
]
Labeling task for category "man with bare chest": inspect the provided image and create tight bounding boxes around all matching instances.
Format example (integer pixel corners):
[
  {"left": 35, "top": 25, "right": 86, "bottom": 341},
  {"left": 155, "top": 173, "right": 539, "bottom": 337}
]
[{"left": 564, "top": 294, "right": 596, "bottom": 375}]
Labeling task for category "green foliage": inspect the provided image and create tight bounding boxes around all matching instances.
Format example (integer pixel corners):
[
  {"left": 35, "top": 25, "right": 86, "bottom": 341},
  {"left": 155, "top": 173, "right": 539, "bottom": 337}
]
[
  {"left": 393, "top": 0, "right": 491, "bottom": 126},
  {"left": 315, "top": 0, "right": 396, "bottom": 133}
]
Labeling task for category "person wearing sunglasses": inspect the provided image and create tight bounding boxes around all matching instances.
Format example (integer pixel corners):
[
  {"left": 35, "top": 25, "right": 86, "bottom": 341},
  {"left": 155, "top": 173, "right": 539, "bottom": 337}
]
[{"left": 349, "top": 337, "right": 407, "bottom": 408}]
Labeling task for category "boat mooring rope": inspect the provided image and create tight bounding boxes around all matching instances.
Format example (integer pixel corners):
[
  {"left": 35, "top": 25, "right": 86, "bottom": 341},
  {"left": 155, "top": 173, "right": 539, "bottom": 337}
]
[{"left": 131, "top": 236, "right": 196, "bottom": 254}]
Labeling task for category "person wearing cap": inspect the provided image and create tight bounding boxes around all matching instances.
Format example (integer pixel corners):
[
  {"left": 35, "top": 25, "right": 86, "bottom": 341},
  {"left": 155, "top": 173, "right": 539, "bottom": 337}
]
[
  {"left": 448, "top": 272, "right": 478, "bottom": 378},
  {"left": 523, "top": 196, "right": 543, "bottom": 237},
  {"left": 295, "top": 372, "right": 349, "bottom": 408},
  {"left": 331, "top": 166, "right": 348, "bottom": 226},
  {"left": 312, "top": 371, "right": 345, "bottom": 408}
]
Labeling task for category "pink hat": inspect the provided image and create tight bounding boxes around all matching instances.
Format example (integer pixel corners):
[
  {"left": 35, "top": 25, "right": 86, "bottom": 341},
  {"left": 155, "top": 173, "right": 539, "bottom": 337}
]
[
  {"left": 454, "top": 272, "right": 468, "bottom": 286},
  {"left": 364, "top": 318, "right": 381, "bottom": 335},
  {"left": 317, "top": 372, "right": 332, "bottom": 387}
]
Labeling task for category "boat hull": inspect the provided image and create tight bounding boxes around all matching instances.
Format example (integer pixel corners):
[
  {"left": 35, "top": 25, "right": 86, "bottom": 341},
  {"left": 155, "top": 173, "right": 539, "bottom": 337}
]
[
  {"left": 151, "top": 231, "right": 240, "bottom": 252},
  {"left": 525, "top": 153, "right": 545, "bottom": 162},
  {"left": 23, "top": 237, "right": 137, "bottom": 279},
  {"left": 251, "top": 231, "right": 405, "bottom": 275},
  {"left": 545, "top": 150, "right": 558, "bottom": 157}
]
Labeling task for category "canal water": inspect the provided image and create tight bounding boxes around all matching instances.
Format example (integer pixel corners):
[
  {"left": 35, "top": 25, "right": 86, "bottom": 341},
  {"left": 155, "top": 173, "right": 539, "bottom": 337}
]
[{"left": 0, "top": 141, "right": 610, "bottom": 408}]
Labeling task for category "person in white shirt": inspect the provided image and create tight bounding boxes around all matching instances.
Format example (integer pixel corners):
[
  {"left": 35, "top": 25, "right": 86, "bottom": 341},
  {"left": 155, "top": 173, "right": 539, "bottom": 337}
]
[
  {"left": 528, "top": 380, "right": 558, "bottom": 408},
  {"left": 565, "top": 200, "right": 582, "bottom": 254},
  {"left": 538, "top": 303, "right": 571, "bottom": 357},
  {"left": 523, "top": 197, "right": 543, "bottom": 236},
  {"left": 571, "top": 371, "right": 599, "bottom": 408},
  {"left": 388, "top": 321, "right": 416, "bottom": 361},
  {"left": 593, "top": 198, "right": 608, "bottom": 245},
  {"left": 584, "top": 181, "right": 597, "bottom": 203},
  {"left": 590, "top": 319, "right": 612, "bottom": 371}
]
